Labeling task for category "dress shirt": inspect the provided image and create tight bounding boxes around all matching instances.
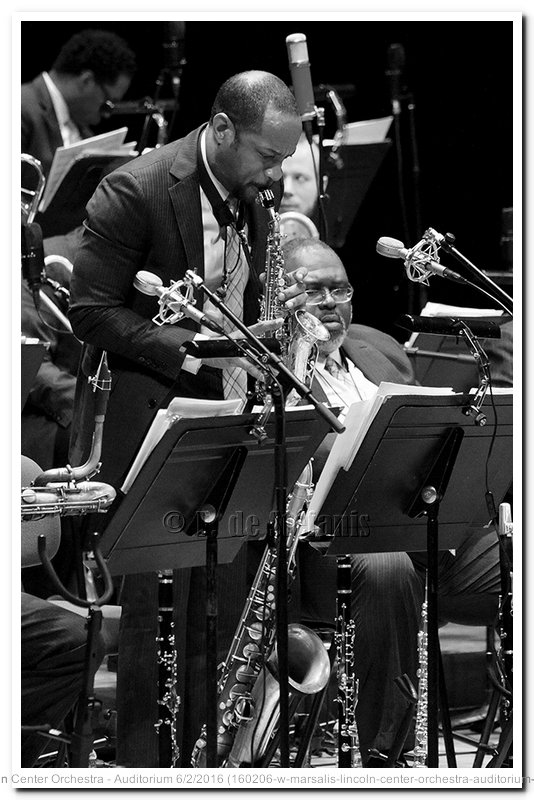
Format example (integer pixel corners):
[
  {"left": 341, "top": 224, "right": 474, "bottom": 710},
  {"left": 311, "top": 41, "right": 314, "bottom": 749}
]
[
  {"left": 42, "top": 72, "right": 82, "bottom": 147},
  {"left": 314, "top": 347, "right": 378, "bottom": 420},
  {"left": 182, "top": 128, "right": 250, "bottom": 373}
]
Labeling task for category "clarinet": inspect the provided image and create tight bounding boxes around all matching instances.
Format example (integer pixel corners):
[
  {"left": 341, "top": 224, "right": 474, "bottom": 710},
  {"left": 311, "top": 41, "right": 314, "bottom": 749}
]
[
  {"left": 335, "top": 556, "right": 362, "bottom": 767},
  {"left": 155, "top": 569, "right": 180, "bottom": 767},
  {"left": 412, "top": 583, "right": 429, "bottom": 768}
]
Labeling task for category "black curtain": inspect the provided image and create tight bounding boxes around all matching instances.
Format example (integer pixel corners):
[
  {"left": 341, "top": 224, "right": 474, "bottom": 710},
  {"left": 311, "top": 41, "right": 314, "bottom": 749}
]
[{"left": 21, "top": 19, "right": 514, "bottom": 337}]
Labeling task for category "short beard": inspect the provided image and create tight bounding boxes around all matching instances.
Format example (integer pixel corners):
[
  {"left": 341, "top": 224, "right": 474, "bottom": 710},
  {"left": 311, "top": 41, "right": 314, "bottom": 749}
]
[{"left": 318, "top": 323, "right": 347, "bottom": 356}]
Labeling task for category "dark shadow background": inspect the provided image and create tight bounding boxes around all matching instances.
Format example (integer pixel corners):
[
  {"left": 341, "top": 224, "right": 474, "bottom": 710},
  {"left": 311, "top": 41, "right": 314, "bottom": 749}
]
[{"left": 21, "top": 19, "right": 514, "bottom": 339}]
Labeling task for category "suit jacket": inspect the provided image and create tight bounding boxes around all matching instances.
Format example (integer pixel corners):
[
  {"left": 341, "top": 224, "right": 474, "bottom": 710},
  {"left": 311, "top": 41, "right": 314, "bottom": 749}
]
[
  {"left": 305, "top": 323, "right": 414, "bottom": 480},
  {"left": 21, "top": 74, "right": 91, "bottom": 178},
  {"left": 69, "top": 125, "right": 282, "bottom": 488}
]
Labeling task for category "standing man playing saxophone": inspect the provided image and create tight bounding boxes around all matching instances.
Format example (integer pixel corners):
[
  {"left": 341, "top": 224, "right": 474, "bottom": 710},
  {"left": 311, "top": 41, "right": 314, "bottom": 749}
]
[{"left": 68, "top": 70, "right": 305, "bottom": 766}]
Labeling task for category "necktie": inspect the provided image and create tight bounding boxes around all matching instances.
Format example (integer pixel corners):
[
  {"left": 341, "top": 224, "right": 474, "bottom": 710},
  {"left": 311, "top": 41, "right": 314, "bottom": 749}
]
[
  {"left": 221, "top": 201, "right": 248, "bottom": 402},
  {"left": 324, "top": 356, "right": 342, "bottom": 380}
]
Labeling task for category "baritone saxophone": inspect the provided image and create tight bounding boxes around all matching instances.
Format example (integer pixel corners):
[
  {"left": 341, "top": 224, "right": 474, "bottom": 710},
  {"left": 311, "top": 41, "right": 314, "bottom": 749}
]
[{"left": 191, "top": 461, "right": 331, "bottom": 767}]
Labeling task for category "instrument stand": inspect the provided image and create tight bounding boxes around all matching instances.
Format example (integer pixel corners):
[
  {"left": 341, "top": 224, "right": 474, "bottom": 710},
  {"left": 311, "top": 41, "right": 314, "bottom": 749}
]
[{"left": 405, "top": 426, "right": 465, "bottom": 767}]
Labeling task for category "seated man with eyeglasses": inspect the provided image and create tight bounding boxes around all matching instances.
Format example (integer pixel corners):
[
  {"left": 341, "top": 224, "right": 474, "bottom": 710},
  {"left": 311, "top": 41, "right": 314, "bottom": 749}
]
[
  {"left": 283, "top": 237, "right": 504, "bottom": 767},
  {"left": 22, "top": 28, "right": 136, "bottom": 179}
]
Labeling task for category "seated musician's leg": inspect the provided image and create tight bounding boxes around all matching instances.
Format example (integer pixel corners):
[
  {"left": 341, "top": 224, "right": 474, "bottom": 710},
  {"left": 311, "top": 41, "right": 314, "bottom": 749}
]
[
  {"left": 21, "top": 592, "right": 105, "bottom": 767},
  {"left": 298, "top": 546, "right": 425, "bottom": 764},
  {"left": 438, "top": 526, "right": 501, "bottom": 626}
]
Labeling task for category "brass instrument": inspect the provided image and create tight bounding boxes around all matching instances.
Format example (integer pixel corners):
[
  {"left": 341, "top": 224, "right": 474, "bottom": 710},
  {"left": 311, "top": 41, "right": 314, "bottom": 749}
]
[
  {"left": 251, "top": 190, "right": 329, "bottom": 439},
  {"left": 279, "top": 211, "right": 320, "bottom": 241},
  {"left": 191, "top": 462, "right": 331, "bottom": 767},
  {"left": 21, "top": 352, "right": 115, "bottom": 521},
  {"left": 21, "top": 153, "right": 45, "bottom": 224}
]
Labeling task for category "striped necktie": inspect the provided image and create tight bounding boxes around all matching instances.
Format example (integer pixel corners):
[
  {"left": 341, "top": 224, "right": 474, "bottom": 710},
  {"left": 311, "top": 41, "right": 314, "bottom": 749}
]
[
  {"left": 324, "top": 355, "right": 342, "bottom": 380},
  {"left": 221, "top": 201, "right": 248, "bottom": 402}
]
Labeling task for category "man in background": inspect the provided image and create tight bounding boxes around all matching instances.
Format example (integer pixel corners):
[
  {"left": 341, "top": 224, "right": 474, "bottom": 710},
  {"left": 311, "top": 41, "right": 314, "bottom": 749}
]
[{"left": 22, "top": 28, "right": 136, "bottom": 178}]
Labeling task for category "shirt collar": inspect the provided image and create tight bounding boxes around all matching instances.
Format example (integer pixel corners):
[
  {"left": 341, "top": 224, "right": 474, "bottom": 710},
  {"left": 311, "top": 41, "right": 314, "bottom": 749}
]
[
  {"left": 200, "top": 127, "right": 230, "bottom": 203},
  {"left": 42, "top": 71, "right": 72, "bottom": 130},
  {"left": 317, "top": 347, "right": 342, "bottom": 366}
]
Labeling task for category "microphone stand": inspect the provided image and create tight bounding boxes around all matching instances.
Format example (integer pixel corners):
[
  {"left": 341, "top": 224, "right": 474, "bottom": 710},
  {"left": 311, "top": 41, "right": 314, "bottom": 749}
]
[
  {"left": 315, "top": 106, "right": 329, "bottom": 243},
  {"left": 136, "top": 61, "right": 185, "bottom": 155},
  {"left": 437, "top": 232, "right": 513, "bottom": 316},
  {"left": 185, "top": 270, "right": 344, "bottom": 768}
]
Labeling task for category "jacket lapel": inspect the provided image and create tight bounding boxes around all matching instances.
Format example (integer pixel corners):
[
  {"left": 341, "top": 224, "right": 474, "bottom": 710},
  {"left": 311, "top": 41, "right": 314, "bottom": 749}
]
[
  {"left": 167, "top": 128, "right": 205, "bottom": 312},
  {"left": 341, "top": 338, "right": 401, "bottom": 385}
]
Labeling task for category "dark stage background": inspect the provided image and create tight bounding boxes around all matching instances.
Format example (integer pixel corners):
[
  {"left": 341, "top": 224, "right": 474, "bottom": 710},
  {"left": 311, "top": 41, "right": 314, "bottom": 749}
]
[{"left": 21, "top": 19, "right": 513, "bottom": 340}]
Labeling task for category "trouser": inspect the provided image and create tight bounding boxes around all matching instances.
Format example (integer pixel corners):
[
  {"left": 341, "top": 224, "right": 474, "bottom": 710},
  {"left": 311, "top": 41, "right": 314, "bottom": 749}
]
[
  {"left": 297, "top": 526, "right": 501, "bottom": 763},
  {"left": 21, "top": 593, "right": 105, "bottom": 767},
  {"left": 115, "top": 549, "right": 248, "bottom": 767}
]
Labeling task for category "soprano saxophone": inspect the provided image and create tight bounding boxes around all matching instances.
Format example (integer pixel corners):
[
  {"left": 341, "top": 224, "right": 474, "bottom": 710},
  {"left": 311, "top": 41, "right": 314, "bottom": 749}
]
[{"left": 191, "top": 462, "right": 331, "bottom": 767}]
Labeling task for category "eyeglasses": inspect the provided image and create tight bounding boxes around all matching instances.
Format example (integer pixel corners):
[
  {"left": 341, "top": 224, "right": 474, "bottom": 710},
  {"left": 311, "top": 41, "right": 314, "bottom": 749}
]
[
  {"left": 304, "top": 286, "right": 354, "bottom": 305},
  {"left": 96, "top": 82, "right": 116, "bottom": 117}
]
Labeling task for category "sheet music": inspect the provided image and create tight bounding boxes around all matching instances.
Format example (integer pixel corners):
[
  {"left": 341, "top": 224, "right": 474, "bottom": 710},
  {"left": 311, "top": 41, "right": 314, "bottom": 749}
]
[
  {"left": 121, "top": 396, "right": 244, "bottom": 494},
  {"left": 39, "top": 127, "right": 129, "bottom": 211},
  {"left": 302, "top": 383, "right": 455, "bottom": 533}
]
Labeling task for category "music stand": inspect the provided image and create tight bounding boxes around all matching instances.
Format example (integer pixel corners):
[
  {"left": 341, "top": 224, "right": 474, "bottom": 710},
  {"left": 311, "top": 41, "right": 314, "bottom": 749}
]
[
  {"left": 324, "top": 141, "right": 391, "bottom": 248},
  {"left": 308, "top": 391, "right": 513, "bottom": 767},
  {"left": 100, "top": 408, "right": 331, "bottom": 766},
  {"left": 36, "top": 153, "right": 134, "bottom": 238}
]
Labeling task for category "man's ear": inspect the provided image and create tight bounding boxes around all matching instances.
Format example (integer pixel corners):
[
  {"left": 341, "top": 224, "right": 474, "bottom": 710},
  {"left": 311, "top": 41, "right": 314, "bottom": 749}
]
[
  {"left": 76, "top": 70, "right": 97, "bottom": 93},
  {"left": 212, "top": 112, "right": 236, "bottom": 145}
]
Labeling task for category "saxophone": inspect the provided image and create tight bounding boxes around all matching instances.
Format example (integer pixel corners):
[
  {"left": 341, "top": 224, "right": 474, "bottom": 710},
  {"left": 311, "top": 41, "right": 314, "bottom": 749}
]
[
  {"left": 191, "top": 462, "right": 331, "bottom": 767},
  {"left": 412, "top": 585, "right": 429, "bottom": 768},
  {"left": 254, "top": 189, "right": 329, "bottom": 415}
]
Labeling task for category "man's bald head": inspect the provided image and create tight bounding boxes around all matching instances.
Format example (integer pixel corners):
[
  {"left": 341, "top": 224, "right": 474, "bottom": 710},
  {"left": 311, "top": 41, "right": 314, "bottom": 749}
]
[{"left": 210, "top": 70, "right": 300, "bottom": 134}]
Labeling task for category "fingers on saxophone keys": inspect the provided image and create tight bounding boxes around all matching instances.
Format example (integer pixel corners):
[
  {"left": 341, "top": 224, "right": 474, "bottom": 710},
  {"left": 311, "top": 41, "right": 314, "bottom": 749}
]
[
  {"left": 279, "top": 268, "right": 308, "bottom": 309},
  {"left": 248, "top": 318, "right": 284, "bottom": 336}
]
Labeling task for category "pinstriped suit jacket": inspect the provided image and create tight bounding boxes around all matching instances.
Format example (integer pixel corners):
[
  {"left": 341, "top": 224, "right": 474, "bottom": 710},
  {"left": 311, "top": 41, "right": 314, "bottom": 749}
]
[{"left": 69, "top": 125, "right": 282, "bottom": 488}]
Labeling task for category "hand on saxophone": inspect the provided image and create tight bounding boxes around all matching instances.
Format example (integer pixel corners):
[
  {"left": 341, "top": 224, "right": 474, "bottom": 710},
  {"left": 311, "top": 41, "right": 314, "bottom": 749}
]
[
  {"left": 200, "top": 318, "right": 285, "bottom": 381},
  {"left": 259, "top": 267, "right": 309, "bottom": 311}
]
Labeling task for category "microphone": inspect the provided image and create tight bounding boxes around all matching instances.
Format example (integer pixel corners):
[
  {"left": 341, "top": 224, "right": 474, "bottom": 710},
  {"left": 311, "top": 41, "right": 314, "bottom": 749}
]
[
  {"left": 183, "top": 338, "right": 282, "bottom": 359},
  {"left": 376, "top": 236, "right": 467, "bottom": 284},
  {"left": 397, "top": 314, "right": 502, "bottom": 339},
  {"left": 21, "top": 222, "right": 45, "bottom": 309},
  {"left": 386, "top": 43, "right": 405, "bottom": 116},
  {"left": 163, "top": 21, "right": 186, "bottom": 95},
  {"left": 286, "top": 33, "right": 316, "bottom": 142},
  {"left": 134, "top": 270, "right": 223, "bottom": 333}
]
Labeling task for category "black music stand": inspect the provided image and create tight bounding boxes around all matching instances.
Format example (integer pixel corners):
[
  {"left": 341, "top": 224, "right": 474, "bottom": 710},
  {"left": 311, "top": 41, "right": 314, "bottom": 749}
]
[
  {"left": 36, "top": 153, "right": 134, "bottom": 238},
  {"left": 324, "top": 141, "right": 391, "bottom": 248},
  {"left": 309, "top": 391, "right": 513, "bottom": 767},
  {"left": 100, "top": 408, "right": 331, "bottom": 766},
  {"left": 21, "top": 341, "right": 47, "bottom": 407}
]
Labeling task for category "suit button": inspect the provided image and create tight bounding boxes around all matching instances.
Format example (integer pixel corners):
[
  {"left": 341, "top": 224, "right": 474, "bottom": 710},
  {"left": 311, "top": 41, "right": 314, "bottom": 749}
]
[{"left": 148, "top": 399, "right": 157, "bottom": 409}]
